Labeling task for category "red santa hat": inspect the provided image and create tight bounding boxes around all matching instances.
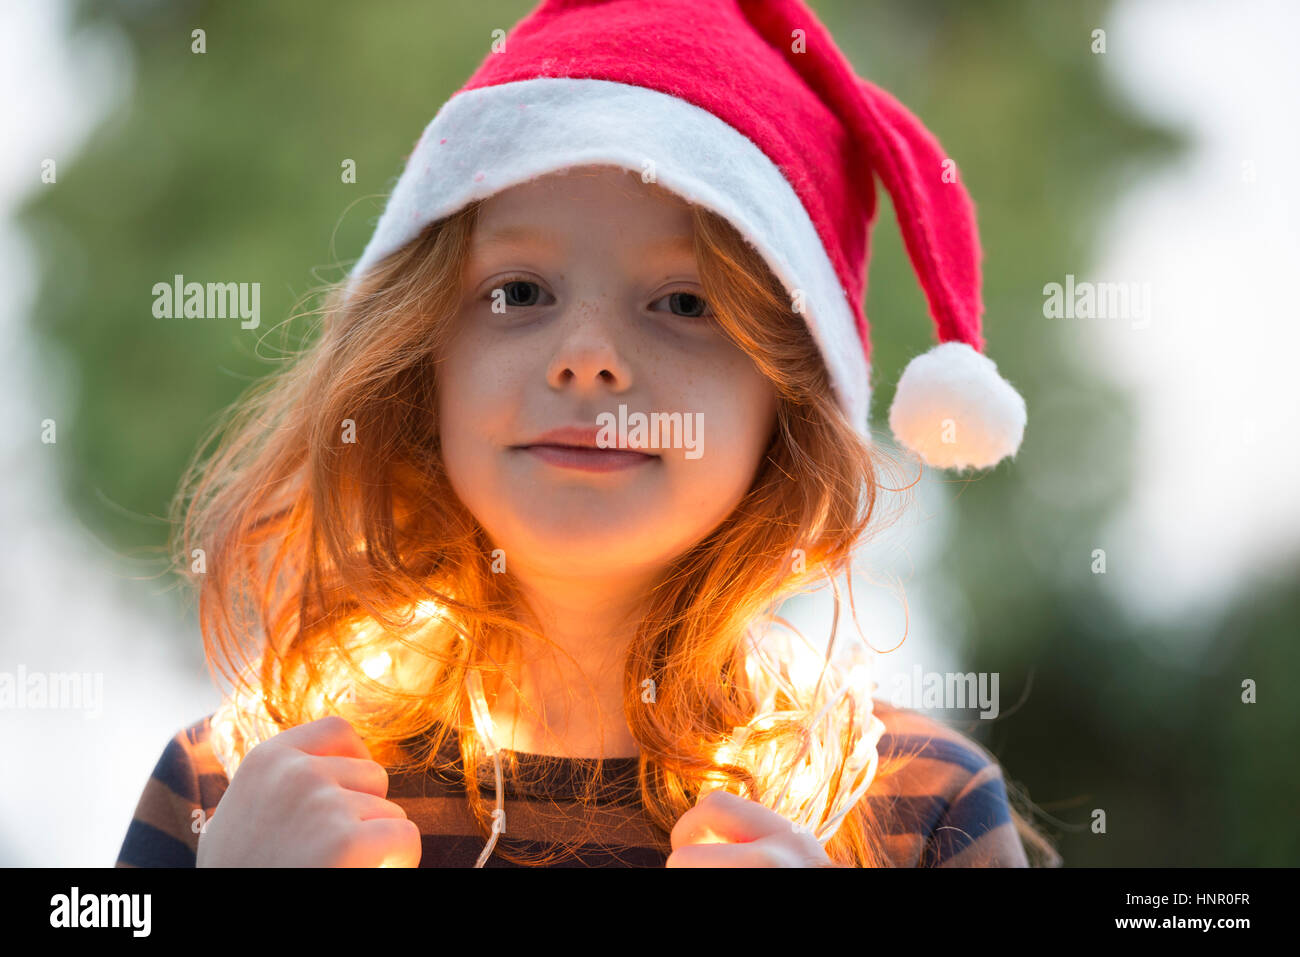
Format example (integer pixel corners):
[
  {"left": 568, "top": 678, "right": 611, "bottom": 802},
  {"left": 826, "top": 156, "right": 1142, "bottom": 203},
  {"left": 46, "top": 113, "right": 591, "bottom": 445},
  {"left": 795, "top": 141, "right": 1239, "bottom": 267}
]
[{"left": 351, "top": 0, "right": 1027, "bottom": 471}]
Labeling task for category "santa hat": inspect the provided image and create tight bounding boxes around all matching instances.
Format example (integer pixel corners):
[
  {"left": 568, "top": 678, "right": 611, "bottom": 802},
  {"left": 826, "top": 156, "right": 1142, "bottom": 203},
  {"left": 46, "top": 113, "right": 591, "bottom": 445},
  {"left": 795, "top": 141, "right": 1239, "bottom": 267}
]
[{"left": 350, "top": 0, "right": 1027, "bottom": 471}]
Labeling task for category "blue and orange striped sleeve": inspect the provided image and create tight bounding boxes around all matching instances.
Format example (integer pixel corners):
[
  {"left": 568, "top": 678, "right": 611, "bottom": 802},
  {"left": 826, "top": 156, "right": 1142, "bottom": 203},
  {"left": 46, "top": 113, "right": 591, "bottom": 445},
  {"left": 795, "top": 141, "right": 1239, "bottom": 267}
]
[
  {"left": 869, "top": 701, "right": 1032, "bottom": 867},
  {"left": 923, "top": 754, "right": 1029, "bottom": 867},
  {"left": 114, "top": 720, "right": 231, "bottom": 867}
]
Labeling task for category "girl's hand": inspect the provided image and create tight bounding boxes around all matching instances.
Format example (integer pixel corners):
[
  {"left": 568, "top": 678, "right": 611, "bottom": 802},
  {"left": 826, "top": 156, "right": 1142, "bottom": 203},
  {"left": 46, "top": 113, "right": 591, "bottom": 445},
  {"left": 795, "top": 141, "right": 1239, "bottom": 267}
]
[
  {"left": 196, "top": 715, "right": 422, "bottom": 868},
  {"left": 666, "top": 789, "right": 844, "bottom": 867}
]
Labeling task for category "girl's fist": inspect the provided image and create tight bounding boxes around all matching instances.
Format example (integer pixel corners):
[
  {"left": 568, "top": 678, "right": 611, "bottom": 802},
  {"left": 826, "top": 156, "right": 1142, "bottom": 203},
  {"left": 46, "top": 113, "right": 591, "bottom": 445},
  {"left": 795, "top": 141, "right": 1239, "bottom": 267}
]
[
  {"left": 666, "top": 789, "right": 843, "bottom": 867},
  {"left": 197, "top": 715, "right": 421, "bottom": 867}
]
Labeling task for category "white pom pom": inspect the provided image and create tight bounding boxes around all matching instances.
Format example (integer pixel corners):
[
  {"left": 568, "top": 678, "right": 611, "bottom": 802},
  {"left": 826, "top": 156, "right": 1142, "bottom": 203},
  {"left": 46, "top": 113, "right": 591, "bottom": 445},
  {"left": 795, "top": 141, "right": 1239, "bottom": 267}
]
[{"left": 887, "top": 341, "right": 1027, "bottom": 470}]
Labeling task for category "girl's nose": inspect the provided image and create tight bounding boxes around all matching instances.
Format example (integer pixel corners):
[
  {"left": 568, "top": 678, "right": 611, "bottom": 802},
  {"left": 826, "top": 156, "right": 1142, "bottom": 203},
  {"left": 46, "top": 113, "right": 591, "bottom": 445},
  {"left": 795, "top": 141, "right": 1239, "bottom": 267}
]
[{"left": 545, "top": 300, "right": 635, "bottom": 394}]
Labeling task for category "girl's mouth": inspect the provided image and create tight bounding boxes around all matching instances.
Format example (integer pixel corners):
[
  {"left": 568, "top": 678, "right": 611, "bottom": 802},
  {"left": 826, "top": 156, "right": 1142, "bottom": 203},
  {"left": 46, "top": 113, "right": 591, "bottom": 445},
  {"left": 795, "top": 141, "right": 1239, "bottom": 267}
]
[{"left": 517, "top": 444, "right": 658, "bottom": 473}]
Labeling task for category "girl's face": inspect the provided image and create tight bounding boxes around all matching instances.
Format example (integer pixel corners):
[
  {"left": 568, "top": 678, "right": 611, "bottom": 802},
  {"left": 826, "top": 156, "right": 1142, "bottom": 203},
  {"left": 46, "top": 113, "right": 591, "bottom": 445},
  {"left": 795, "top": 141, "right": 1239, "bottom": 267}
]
[{"left": 438, "top": 165, "right": 779, "bottom": 582}]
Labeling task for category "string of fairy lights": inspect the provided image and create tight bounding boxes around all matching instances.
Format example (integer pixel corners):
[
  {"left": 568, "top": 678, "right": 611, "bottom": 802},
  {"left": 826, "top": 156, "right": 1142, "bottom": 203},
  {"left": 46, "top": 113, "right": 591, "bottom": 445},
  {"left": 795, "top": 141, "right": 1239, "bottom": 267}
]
[{"left": 209, "top": 583, "right": 885, "bottom": 864}]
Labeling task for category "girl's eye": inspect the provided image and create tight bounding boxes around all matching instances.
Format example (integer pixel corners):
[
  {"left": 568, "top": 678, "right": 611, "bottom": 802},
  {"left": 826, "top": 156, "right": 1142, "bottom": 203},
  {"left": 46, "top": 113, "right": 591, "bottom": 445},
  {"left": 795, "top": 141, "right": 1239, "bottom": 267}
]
[
  {"left": 489, "top": 278, "right": 554, "bottom": 309},
  {"left": 484, "top": 280, "right": 711, "bottom": 318},
  {"left": 651, "top": 290, "right": 714, "bottom": 319}
]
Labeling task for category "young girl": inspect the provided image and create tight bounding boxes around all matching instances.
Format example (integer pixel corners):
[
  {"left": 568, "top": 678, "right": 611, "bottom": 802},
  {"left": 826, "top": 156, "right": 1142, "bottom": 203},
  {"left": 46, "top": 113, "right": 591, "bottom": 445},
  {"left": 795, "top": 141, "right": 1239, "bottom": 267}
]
[{"left": 115, "top": 0, "right": 1055, "bottom": 868}]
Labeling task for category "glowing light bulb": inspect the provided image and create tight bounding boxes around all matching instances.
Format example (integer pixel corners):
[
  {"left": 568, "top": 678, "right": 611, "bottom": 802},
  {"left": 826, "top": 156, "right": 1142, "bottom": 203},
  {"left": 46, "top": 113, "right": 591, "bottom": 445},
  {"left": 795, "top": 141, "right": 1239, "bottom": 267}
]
[
  {"left": 361, "top": 651, "right": 392, "bottom": 679},
  {"left": 414, "top": 599, "right": 443, "bottom": 621}
]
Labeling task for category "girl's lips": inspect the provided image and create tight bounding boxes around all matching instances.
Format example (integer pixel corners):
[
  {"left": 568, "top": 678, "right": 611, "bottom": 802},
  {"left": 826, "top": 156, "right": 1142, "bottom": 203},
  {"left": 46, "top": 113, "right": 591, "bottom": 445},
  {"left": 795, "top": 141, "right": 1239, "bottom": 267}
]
[{"left": 518, "top": 444, "right": 658, "bottom": 472}]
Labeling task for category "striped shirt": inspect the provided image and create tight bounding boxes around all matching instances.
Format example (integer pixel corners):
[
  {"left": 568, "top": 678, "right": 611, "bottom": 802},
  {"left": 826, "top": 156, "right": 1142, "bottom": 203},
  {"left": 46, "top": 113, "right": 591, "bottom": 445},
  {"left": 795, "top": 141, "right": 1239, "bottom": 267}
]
[{"left": 114, "top": 699, "right": 1030, "bottom": 867}]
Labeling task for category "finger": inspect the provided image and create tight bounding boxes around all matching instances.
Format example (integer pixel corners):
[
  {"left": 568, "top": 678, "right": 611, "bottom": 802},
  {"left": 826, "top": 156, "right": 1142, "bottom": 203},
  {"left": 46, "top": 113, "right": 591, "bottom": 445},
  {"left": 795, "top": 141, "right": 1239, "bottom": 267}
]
[
  {"left": 272, "top": 715, "right": 374, "bottom": 761},
  {"left": 351, "top": 817, "right": 423, "bottom": 868},
  {"left": 670, "top": 789, "right": 790, "bottom": 849},
  {"left": 311, "top": 754, "right": 390, "bottom": 798},
  {"left": 666, "top": 840, "right": 772, "bottom": 868},
  {"left": 340, "top": 791, "right": 409, "bottom": 823}
]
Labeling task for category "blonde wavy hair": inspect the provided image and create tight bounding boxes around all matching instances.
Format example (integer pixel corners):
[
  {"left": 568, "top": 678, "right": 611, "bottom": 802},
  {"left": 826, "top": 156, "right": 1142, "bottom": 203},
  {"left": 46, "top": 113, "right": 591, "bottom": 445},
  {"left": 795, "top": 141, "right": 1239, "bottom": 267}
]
[{"left": 170, "top": 186, "right": 1060, "bottom": 868}]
